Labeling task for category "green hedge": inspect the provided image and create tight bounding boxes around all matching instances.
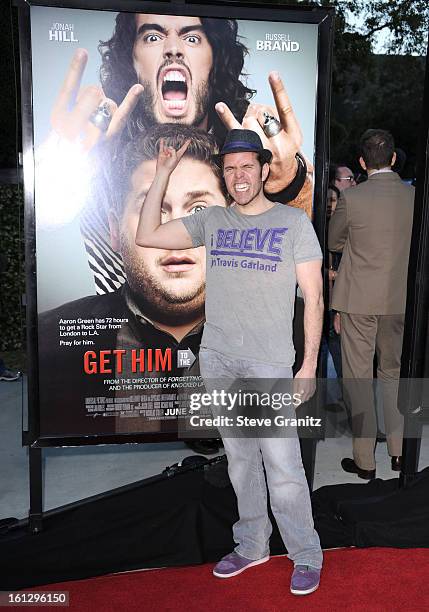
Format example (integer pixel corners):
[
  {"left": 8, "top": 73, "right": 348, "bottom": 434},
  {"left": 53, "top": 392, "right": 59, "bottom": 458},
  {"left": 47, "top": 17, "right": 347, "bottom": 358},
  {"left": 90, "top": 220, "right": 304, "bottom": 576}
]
[{"left": 0, "top": 184, "right": 25, "bottom": 350}]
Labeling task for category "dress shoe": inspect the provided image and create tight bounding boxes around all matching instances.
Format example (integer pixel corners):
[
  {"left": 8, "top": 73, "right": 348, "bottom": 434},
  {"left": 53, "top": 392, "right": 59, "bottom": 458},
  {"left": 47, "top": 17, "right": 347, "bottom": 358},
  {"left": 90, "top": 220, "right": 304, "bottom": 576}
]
[
  {"left": 341, "top": 458, "right": 376, "bottom": 480},
  {"left": 391, "top": 456, "right": 402, "bottom": 471}
]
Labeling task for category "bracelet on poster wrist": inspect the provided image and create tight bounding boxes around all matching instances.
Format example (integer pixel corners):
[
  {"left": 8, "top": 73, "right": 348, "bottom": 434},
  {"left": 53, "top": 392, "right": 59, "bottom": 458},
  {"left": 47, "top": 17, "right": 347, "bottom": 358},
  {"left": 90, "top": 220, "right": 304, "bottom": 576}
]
[{"left": 266, "top": 152, "right": 307, "bottom": 203}]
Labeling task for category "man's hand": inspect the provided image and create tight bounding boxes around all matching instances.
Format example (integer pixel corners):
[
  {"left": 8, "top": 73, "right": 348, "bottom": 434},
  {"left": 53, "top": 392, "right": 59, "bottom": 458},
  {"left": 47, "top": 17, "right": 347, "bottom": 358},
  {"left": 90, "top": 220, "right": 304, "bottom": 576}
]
[
  {"left": 135, "top": 138, "right": 194, "bottom": 251},
  {"left": 215, "top": 71, "right": 306, "bottom": 193},
  {"left": 36, "top": 48, "right": 143, "bottom": 229},
  {"left": 328, "top": 269, "right": 338, "bottom": 282},
  {"left": 293, "top": 366, "right": 317, "bottom": 407},
  {"left": 333, "top": 312, "right": 341, "bottom": 335},
  {"left": 156, "top": 138, "right": 191, "bottom": 176},
  {"left": 328, "top": 192, "right": 348, "bottom": 253},
  {"left": 51, "top": 48, "right": 143, "bottom": 151}
]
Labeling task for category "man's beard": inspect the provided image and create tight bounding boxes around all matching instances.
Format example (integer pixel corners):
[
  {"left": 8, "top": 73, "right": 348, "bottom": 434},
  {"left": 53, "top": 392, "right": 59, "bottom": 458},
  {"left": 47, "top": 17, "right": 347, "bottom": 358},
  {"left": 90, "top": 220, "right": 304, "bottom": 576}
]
[
  {"left": 120, "top": 234, "right": 205, "bottom": 326},
  {"left": 134, "top": 79, "right": 211, "bottom": 131}
]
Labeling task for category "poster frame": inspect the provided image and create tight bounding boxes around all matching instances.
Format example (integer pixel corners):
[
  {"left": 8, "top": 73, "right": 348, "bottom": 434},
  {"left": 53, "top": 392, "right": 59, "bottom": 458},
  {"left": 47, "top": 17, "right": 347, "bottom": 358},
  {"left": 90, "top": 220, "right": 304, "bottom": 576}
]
[
  {"left": 400, "top": 38, "right": 429, "bottom": 485},
  {"left": 18, "top": 0, "right": 334, "bottom": 448}
]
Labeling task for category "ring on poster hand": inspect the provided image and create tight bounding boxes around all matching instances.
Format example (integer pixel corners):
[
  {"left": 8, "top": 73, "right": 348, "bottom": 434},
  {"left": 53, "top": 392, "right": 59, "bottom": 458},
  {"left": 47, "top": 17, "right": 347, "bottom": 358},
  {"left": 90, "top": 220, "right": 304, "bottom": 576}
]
[
  {"left": 262, "top": 112, "right": 282, "bottom": 137},
  {"left": 89, "top": 101, "right": 112, "bottom": 132}
]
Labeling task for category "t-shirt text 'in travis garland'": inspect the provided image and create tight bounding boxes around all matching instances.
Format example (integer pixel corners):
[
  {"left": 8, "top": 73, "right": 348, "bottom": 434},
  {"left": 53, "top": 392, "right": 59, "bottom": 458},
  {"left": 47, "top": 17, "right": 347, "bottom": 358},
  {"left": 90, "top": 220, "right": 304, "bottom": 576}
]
[{"left": 210, "top": 226, "right": 288, "bottom": 272}]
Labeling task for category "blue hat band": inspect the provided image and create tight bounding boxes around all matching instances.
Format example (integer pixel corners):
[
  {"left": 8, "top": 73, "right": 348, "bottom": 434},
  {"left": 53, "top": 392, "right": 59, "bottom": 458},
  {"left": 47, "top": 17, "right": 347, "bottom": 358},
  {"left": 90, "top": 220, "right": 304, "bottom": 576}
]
[{"left": 222, "top": 141, "right": 261, "bottom": 153}]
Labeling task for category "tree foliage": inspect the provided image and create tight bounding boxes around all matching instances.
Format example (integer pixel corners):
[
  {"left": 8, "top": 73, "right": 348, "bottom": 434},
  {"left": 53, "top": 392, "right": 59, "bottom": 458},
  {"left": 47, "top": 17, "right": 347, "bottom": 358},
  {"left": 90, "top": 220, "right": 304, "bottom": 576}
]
[
  {"left": 0, "top": 185, "right": 24, "bottom": 351},
  {"left": 282, "top": 0, "right": 428, "bottom": 173},
  {"left": 338, "top": 0, "right": 429, "bottom": 55},
  {"left": 331, "top": 54, "right": 426, "bottom": 175},
  {"left": 273, "top": 0, "right": 429, "bottom": 55}
]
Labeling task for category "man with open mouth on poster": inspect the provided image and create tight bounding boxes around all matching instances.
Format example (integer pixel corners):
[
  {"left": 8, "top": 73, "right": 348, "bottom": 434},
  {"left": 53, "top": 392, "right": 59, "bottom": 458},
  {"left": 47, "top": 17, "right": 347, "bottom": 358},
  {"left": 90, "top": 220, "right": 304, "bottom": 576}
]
[{"left": 38, "top": 12, "right": 312, "bottom": 287}]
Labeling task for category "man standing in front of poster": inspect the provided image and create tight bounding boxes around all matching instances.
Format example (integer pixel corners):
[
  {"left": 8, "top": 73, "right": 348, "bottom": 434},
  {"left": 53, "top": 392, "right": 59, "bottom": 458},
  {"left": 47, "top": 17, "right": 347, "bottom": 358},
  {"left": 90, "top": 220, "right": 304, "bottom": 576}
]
[{"left": 135, "top": 128, "right": 324, "bottom": 595}]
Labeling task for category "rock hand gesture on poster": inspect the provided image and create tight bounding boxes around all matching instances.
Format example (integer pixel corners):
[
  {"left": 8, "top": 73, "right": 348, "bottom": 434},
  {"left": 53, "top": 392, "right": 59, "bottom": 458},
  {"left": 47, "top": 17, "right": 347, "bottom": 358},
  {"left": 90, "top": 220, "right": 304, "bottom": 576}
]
[
  {"left": 155, "top": 138, "right": 191, "bottom": 176},
  {"left": 51, "top": 48, "right": 143, "bottom": 151},
  {"left": 215, "top": 71, "right": 312, "bottom": 215},
  {"left": 36, "top": 48, "right": 143, "bottom": 228}
]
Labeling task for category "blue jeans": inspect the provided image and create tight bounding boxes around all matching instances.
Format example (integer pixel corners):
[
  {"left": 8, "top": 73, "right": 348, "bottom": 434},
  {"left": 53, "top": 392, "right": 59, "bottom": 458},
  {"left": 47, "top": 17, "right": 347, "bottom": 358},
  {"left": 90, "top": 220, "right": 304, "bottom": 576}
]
[{"left": 199, "top": 348, "right": 323, "bottom": 569}]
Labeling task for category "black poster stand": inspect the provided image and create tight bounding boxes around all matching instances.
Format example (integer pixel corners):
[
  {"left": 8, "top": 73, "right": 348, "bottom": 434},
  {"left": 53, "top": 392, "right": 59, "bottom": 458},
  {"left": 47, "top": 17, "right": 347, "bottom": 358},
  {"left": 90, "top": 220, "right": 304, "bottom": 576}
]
[
  {"left": 28, "top": 448, "right": 43, "bottom": 534},
  {"left": 400, "top": 39, "right": 429, "bottom": 487}
]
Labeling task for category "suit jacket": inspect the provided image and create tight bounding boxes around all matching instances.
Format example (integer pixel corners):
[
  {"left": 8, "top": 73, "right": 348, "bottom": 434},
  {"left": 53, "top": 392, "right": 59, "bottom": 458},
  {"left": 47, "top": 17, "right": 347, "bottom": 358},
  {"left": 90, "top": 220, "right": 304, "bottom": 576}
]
[{"left": 328, "top": 172, "right": 414, "bottom": 315}]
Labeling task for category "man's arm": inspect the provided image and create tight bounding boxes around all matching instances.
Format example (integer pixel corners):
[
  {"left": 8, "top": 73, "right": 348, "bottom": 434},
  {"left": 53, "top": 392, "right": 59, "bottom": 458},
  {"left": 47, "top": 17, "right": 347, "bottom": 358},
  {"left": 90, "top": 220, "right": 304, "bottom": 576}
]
[
  {"left": 328, "top": 191, "right": 348, "bottom": 252},
  {"left": 135, "top": 139, "right": 194, "bottom": 250},
  {"left": 294, "top": 259, "right": 324, "bottom": 400}
]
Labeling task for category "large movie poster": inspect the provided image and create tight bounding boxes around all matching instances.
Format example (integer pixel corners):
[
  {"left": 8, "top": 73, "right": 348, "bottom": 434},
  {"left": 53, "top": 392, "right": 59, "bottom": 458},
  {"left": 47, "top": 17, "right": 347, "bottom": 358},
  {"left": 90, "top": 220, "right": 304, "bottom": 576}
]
[{"left": 29, "top": 5, "right": 320, "bottom": 441}]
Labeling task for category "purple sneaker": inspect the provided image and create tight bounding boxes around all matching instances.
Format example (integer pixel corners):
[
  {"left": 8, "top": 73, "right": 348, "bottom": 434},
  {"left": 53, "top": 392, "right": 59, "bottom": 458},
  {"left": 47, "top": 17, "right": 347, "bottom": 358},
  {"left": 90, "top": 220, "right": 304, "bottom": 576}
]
[
  {"left": 290, "top": 565, "right": 321, "bottom": 595},
  {"left": 213, "top": 551, "right": 269, "bottom": 578}
]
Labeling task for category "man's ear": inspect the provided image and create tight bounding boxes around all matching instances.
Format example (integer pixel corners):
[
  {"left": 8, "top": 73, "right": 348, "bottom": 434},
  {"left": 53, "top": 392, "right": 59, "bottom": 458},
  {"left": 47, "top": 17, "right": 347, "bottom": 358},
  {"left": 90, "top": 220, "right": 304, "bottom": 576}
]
[
  {"left": 359, "top": 156, "right": 367, "bottom": 171},
  {"left": 108, "top": 210, "right": 121, "bottom": 252},
  {"left": 262, "top": 162, "right": 270, "bottom": 182},
  {"left": 391, "top": 151, "right": 397, "bottom": 167}
]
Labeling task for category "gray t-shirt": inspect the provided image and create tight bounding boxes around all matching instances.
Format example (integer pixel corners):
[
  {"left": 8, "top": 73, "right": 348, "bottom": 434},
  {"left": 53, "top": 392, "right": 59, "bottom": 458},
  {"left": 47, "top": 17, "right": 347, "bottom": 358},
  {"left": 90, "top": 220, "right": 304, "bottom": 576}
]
[{"left": 182, "top": 203, "right": 322, "bottom": 366}]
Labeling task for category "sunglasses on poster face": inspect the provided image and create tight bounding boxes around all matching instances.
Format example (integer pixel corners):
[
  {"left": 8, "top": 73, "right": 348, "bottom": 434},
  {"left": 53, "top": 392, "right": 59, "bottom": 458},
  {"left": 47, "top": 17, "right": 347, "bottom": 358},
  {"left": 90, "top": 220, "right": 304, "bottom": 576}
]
[{"left": 337, "top": 175, "right": 355, "bottom": 182}]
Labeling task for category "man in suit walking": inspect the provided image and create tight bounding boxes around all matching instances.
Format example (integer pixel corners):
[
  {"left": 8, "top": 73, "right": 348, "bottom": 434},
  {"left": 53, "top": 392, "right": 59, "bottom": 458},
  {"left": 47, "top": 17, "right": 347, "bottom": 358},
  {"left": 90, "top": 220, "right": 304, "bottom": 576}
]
[{"left": 329, "top": 129, "right": 415, "bottom": 479}]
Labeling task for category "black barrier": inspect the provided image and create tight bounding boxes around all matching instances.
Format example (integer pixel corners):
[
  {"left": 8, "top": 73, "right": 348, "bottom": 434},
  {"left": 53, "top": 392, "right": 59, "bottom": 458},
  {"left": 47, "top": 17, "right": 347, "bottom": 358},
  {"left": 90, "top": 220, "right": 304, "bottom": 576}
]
[{"left": 399, "top": 37, "right": 429, "bottom": 486}]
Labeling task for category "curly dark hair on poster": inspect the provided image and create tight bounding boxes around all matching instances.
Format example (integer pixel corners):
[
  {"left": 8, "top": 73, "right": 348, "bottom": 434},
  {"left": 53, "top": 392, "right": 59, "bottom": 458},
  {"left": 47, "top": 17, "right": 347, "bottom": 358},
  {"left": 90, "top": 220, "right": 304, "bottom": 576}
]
[{"left": 98, "top": 13, "right": 255, "bottom": 143}]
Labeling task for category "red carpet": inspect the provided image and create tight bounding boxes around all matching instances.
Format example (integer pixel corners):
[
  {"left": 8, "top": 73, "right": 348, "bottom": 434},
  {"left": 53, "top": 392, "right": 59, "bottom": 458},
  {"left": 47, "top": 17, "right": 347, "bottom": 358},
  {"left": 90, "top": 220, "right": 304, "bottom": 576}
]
[{"left": 30, "top": 548, "right": 429, "bottom": 611}]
